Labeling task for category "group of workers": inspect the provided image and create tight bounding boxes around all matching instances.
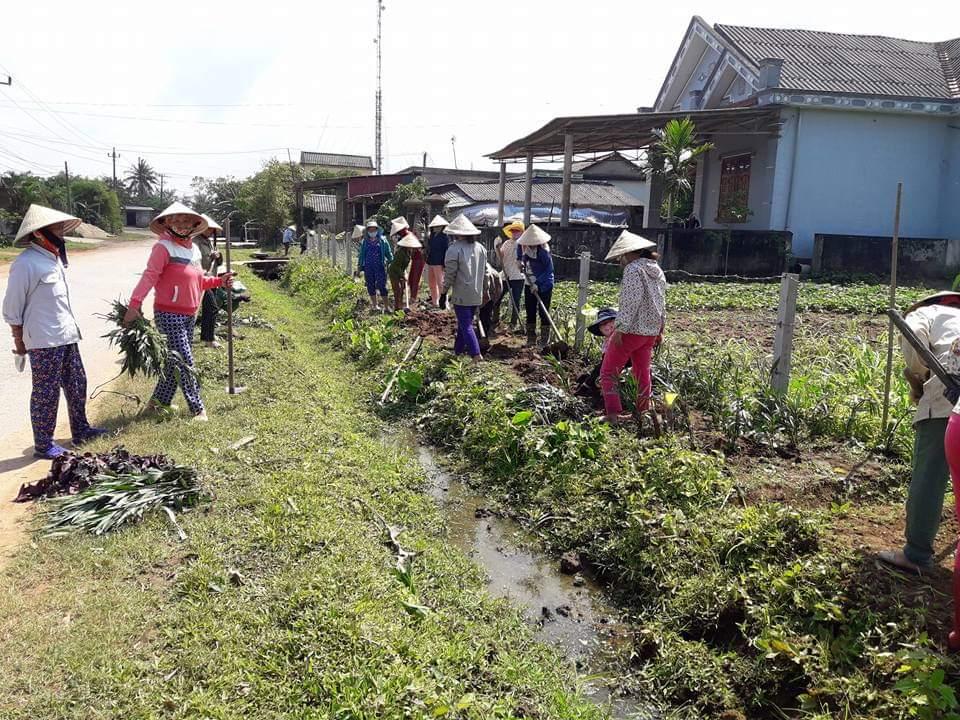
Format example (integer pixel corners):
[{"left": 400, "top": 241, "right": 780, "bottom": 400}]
[
  {"left": 3, "top": 202, "right": 234, "bottom": 460},
  {"left": 355, "top": 213, "right": 667, "bottom": 422}
]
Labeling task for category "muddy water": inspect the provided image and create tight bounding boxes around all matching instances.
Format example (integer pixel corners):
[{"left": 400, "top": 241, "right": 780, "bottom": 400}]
[{"left": 416, "top": 446, "right": 655, "bottom": 720}]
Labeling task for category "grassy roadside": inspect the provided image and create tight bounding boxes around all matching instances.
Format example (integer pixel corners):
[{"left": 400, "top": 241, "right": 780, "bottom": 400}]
[
  {"left": 284, "top": 259, "right": 960, "bottom": 719},
  {"left": 0, "top": 270, "right": 602, "bottom": 719}
]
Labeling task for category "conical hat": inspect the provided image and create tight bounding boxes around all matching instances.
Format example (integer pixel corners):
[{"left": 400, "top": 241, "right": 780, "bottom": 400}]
[
  {"left": 445, "top": 214, "right": 481, "bottom": 236},
  {"left": 150, "top": 201, "right": 208, "bottom": 237},
  {"left": 397, "top": 233, "right": 422, "bottom": 249},
  {"left": 389, "top": 216, "right": 410, "bottom": 235},
  {"left": 14, "top": 204, "right": 81, "bottom": 247},
  {"left": 198, "top": 213, "right": 223, "bottom": 234},
  {"left": 351, "top": 224, "right": 365, "bottom": 239},
  {"left": 428, "top": 215, "right": 449, "bottom": 229},
  {"left": 365, "top": 218, "right": 379, "bottom": 228},
  {"left": 517, "top": 224, "right": 551, "bottom": 247},
  {"left": 604, "top": 229, "right": 657, "bottom": 261},
  {"left": 906, "top": 291, "right": 960, "bottom": 315}
]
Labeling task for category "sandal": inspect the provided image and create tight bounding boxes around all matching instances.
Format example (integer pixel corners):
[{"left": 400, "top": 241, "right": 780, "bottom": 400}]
[{"left": 877, "top": 549, "right": 924, "bottom": 576}]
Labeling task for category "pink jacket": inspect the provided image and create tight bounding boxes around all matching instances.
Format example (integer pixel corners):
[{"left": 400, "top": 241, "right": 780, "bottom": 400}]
[{"left": 130, "top": 235, "right": 223, "bottom": 316}]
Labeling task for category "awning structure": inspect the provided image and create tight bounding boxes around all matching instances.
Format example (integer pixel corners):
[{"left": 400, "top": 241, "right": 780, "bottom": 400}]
[{"left": 487, "top": 106, "right": 783, "bottom": 161}]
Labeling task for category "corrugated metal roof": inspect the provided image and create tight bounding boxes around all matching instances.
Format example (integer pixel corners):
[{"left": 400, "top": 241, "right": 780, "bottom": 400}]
[
  {"left": 303, "top": 194, "right": 337, "bottom": 213},
  {"left": 300, "top": 152, "right": 373, "bottom": 169},
  {"left": 444, "top": 181, "right": 641, "bottom": 208},
  {"left": 715, "top": 24, "right": 960, "bottom": 100}
]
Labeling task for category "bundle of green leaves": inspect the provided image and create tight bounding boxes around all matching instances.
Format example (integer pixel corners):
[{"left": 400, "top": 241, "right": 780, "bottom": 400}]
[
  {"left": 100, "top": 299, "right": 194, "bottom": 379},
  {"left": 42, "top": 466, "right": 204, "bottom": 536}
]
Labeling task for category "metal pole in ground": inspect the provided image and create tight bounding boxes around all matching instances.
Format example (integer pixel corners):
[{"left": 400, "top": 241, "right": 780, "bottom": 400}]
[
  {"left": 771, "top": 273, "right": 799, "bottom": 394},
  {"left": 881, "top": 181, "right": 904, "bottom": 430},
  {"left": 574, "top": 251, "right": 591, "bottom": 349}
]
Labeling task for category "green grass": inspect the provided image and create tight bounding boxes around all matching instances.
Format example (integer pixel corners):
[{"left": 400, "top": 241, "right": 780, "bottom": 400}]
[{"left": 0, "top": 271, "right": 603, "bottom": 720}]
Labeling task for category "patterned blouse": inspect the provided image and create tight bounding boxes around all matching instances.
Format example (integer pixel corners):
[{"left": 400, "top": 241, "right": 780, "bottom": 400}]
[{"left": 615, "top": 258, "right": 666, "bottom": 337}]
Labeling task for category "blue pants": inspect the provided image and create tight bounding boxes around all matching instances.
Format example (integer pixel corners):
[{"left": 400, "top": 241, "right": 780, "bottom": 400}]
[
  {"left": 454, "top": 305, "right": 481, "bottom": 357},
  {"left": 28, "top": 344, "right": 91, "bottom": 451},
  {"left": 153, "top": 311, "right": 204, "bottom": 415},
  {"left": 364, "top": 265, "right": 387, "bottom": 297}
]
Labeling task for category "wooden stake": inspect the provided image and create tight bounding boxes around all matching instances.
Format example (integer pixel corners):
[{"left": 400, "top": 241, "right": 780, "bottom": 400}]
[
  {"left": 574, "top": 251, "right": 591, "bottom": 349},
  {"left": 381, "top": 336, "right": 423, "bottom": 404},
  {"left": 224, "top": 216, "right": 244, "bottom": 395},
  {"left": 771, "top": 273, "right": 799, "bottom": 394},
  {"left": 881, "top": 181, "right": 904, "bottom": 430}
]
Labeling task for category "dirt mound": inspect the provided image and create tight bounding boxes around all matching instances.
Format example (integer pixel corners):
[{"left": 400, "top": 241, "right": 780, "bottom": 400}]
[{"left": 68, "top": 222, "right": 113, "bottom": 240}]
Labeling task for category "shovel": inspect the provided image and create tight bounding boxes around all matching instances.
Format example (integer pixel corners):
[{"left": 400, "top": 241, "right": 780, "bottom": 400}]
[{"left": 533, "top": 290, "right": 570, "bottom": 359}]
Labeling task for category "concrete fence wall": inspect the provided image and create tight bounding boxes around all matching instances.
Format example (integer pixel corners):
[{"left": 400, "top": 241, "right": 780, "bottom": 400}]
[{"left": 812, "top": 234, "right": 959, "bottom": 285}]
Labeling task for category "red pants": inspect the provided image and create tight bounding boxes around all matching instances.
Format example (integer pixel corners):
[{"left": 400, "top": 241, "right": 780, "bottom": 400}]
[
  {"left": 599, "top": 333, "right": 657, "bottom": 415},
  {"left": 408, "top": 251, "right": 425, "bottom": 302},
  {"left": 942, "top": 413, "right": 960, "bottom": 644}
]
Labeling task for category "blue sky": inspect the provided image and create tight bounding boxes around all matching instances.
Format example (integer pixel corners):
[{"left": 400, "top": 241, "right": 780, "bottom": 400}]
[{"left": 0, "top": 0, "right": 951, "bottom": 193}]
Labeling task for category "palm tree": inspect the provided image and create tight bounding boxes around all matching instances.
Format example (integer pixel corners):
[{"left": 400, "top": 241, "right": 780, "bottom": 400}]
[
  {"left": 649, "top": 118, "right": 713, "bottom": 227},
  {"left": 124, "top": 158, "right": 158, "bottom": 199}
]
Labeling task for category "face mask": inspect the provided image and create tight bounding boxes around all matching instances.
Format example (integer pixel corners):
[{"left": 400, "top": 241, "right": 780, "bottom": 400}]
[{"left": 40, "top": 228, "right": 69, "bottom": 266}]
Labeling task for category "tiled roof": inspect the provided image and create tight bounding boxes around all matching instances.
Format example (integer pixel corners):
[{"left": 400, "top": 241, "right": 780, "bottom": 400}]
[
  {"left": 440, "top": 181, "right": 641, "bottom": 209},
  {"left": 715, "top": 23, "right": 960, "bottom": 100},
  {"left": 303, "top": 194, "right": 337, "bottom": 213},
  {"left": 300, "top": 152, "right": 373, "bottom": 169}
]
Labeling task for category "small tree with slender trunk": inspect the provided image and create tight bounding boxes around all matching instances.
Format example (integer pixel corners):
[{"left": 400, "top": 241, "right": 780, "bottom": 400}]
[{"left": 649, "top": 118, "right": 713, "bottom": 260}]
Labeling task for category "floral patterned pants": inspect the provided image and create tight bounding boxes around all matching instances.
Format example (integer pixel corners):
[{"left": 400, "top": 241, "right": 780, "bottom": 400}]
[
  {"left": 153, "top": 311, "right": 204, "bottom": 415},
  {"left": 28, "top": 343, "right": 91, "bottom": 451}
]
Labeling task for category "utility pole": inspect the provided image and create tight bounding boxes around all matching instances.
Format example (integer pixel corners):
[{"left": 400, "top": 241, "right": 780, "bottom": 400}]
[
  {"left": 374, "top": 0, "right": 384, "bottom": 174},
  {"left": 108, "top": 147, "right": 118, "bottom": 189},
  {"left": 422, "top": 151, "right": 427, "bottom": 169},
  {"left": 64, "top": 161, "right": 73, "bottom": 215},
  {"left": 451, "top": 136, "right": 458, "bottom": 169},
  {"left": 159, "top": 174, "right": 164, "bottom": 204}
]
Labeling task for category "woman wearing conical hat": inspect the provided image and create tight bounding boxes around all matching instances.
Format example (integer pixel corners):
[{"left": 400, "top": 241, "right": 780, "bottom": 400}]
[
  {"left": 516, "top": 224, "right": 555, "bottom": 348},
  {"left": 194, "top": 213, "right": 224, "bottom": 349},
  {"left": 2, "top": 204, "right": 107, "bottom": 458},
  {"left": 123, "top": 202, "right": 234, "bottom": 421},
  {"left": 425, "top": 215, "right": 449, "bottom": 308},
  {"left": 387, "top": 221, "right": 422, "bottom": 312},
  {"left": 442, "top": 215, "right": 486, "bottom": 363},
  {"left": 598, "top": 230, "right": 666, "bottom": 424}
]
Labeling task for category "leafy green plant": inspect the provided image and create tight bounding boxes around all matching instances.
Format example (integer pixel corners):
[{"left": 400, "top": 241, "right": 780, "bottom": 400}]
[{"left": 43, "top": 466, "right": 204, "bottom": 536}]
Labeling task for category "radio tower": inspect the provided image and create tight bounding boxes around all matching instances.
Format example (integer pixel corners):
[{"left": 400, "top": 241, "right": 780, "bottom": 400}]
[{"left": 374, "top": 0, "right": 384, "bottom": 174}]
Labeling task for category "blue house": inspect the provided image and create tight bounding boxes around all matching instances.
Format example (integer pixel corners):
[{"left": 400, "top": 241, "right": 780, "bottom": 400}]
[
  {"left": 490, "top": 17, "right": 959, "bottom": 266},
  {"left": 653, "top": 17, "right": 960, "bottom": 259}
]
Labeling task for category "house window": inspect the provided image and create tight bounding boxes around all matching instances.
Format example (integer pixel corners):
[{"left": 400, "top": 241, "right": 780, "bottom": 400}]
[{"left": 717, "top": 153, "right": 752, "bottom": 223}]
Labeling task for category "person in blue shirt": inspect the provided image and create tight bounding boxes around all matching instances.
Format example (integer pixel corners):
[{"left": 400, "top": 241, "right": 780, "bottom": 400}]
[
  {"left": 426, "top": 215, "right": 450, "bottom": 308},
  {"left": 281, "top": 225, "right": 295, "bottom": 256},
  {"left": 356, "top": 219, "right": 392, "bottom": 311},
  {"left": 2, "top": 205, "right": 107, "bottom": 459},
  {"left": 516, "top": 224, "right": 555, "bottom": 348}
]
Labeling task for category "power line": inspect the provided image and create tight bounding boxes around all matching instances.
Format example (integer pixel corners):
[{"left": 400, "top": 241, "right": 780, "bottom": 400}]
[
  {"left": 0, "top": 100, "right": 294, "bottom": 109},
  {"left": 0, "top": 127, "right": 290, "bottom": 156},
  {"left": 0, "top": 61, "right": 107, "bottom": 148}
]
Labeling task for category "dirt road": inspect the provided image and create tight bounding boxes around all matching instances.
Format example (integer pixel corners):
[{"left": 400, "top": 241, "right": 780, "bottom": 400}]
[{"left": 0, "top": 239, "right": 154, "bottom": 565}]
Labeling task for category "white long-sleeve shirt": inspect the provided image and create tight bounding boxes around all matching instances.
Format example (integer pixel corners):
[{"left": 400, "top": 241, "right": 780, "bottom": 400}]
[
  {"left": 2, "top": 244, "right": 81, "bottom": 350},
  {"left": 901, "top": 304, "right": 960, "bottom": 423},
  {"left": 615, "top": 258, "right": 666, "bottom": 337}
]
